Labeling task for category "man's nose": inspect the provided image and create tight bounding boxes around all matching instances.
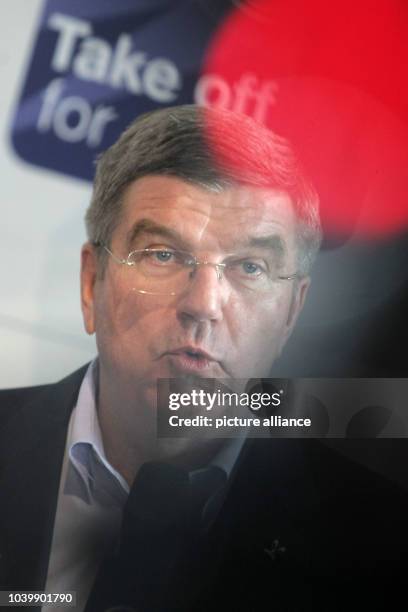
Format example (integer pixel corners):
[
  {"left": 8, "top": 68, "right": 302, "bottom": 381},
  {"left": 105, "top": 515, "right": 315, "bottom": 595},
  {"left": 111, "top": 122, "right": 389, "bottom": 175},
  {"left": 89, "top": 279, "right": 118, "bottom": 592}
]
[{"left": 176, "top": 264, "right": 230, "bottom": 324}]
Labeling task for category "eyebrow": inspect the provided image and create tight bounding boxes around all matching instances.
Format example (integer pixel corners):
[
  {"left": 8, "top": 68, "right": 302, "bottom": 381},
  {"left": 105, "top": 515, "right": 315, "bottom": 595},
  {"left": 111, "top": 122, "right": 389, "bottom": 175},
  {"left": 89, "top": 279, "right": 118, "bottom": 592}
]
[
  {"left": 126, "top": 219, "right": 190, "bottom": 250},
  {"left": 126, "top": 219, "right": 287, "bottom": 259},
  {"left": 245, "top": 235, "right": 286, "bottom": 257}
]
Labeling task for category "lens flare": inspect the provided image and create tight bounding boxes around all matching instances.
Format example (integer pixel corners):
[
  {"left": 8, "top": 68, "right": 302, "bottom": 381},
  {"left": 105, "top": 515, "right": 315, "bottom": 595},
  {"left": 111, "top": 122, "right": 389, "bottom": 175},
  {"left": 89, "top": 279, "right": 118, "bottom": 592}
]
[{"left": 201, "top": 0, "right": 408, "bottom": 237}]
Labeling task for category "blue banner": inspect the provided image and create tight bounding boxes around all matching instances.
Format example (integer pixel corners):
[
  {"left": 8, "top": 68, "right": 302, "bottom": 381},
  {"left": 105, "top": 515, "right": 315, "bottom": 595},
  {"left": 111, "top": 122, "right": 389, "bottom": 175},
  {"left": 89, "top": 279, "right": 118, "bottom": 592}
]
[{"left": 11, "top": 0, "right": 232, "bottom": 181}]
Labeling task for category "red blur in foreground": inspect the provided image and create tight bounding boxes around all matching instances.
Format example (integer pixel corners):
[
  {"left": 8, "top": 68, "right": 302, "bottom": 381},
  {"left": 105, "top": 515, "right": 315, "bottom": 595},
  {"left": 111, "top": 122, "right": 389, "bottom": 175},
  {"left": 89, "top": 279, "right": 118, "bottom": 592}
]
[{"left": 200, "top": 0, "right": 408, "bottom": 237}]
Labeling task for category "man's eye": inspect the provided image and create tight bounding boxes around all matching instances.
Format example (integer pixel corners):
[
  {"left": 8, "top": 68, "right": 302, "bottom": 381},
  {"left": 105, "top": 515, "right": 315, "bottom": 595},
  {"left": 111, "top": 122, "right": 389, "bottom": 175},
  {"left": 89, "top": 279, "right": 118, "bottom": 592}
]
[
  {"left": 155, "top": 250, "right": 173, "bottom": 262},
  {"left": 239, "top": 260, "right": 266, "bottom": 276},
  {"left": 148, "top": 250, "right": 175, "bottom": 264}
]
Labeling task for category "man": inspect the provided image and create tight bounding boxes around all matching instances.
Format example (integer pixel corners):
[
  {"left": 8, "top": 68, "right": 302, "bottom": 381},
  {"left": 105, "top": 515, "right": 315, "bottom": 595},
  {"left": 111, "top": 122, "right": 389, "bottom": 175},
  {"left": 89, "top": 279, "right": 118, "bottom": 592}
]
[
  {"left": 80, "top": 103, "right": 318, "bottom": 482},
  {"left": 1, "top": 105, "right": 407, "bottom": 612}
]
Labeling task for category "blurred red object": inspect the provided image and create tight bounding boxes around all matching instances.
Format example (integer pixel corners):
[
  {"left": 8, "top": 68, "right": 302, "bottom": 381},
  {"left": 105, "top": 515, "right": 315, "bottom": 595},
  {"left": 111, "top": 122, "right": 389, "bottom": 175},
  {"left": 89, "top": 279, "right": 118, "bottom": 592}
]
[{"left": 201, "top": 0, "right": 408, "bottom": 237}]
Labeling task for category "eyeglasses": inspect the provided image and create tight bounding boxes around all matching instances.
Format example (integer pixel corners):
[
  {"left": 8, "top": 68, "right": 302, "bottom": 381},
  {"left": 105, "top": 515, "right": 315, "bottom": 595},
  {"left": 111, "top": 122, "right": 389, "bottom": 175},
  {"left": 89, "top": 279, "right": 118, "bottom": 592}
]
[{"left": 94, "top": 242, "right": 298, "bottom": 296}]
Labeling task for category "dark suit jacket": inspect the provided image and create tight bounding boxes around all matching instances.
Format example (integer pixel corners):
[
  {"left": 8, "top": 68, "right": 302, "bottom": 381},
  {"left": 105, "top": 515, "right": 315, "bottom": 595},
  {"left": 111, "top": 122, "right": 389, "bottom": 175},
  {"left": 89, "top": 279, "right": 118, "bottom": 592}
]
[{"left": 1, "top": 366, "right": 408, "bottom": 611}]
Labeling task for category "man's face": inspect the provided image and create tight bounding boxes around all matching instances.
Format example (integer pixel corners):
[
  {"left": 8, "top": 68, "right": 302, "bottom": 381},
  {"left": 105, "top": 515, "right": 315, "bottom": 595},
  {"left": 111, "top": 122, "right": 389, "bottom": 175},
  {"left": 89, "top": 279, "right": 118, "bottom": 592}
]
[{"left": 81, "top": 175, "right": 309, "bottom": 407}]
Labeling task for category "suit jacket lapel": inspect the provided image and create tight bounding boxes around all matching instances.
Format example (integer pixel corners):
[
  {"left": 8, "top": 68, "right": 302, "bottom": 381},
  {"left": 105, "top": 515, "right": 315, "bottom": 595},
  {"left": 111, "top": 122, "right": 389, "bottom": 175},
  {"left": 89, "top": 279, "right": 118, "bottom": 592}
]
[
  {"left": 0, "top": 366, "right": 87, "bottom": 590},
  {"left": 204, "top": 438, "right": 321, "bottom": 572}
]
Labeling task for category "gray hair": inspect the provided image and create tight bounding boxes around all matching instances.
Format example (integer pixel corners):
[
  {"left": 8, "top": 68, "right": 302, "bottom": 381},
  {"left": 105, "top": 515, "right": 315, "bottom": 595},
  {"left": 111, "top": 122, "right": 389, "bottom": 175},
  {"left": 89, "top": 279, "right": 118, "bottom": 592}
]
[{"left": 85, "top": 104, "right": 322, "bottom": 276}]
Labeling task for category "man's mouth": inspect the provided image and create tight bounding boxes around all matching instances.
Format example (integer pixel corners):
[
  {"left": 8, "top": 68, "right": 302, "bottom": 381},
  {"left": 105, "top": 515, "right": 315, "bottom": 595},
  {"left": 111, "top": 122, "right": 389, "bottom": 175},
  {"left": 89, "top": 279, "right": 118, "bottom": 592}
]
[{"left": 165, "top": 347, "right": 219, "bottom": 374}]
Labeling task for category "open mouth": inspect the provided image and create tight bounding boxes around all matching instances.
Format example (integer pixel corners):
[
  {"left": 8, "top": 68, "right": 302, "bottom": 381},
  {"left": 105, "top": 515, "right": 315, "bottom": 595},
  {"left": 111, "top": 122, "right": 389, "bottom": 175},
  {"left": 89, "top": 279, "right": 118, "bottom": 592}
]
[
  {"left": 167, "top": 348, "right": 216, "bottom": 373},
  {"left": 184, "top": 350, "right": 206, "bottom": 359},
  {"left": 179, "top": 350, "right": 211, "bottom": 366}
]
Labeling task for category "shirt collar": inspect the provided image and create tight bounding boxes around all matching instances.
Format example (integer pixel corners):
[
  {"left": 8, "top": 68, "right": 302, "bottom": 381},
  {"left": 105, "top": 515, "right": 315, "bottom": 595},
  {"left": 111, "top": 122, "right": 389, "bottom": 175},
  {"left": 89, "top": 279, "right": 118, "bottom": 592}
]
[
  {"left": 68, "top": 360, "right": 129, "bottom": 503},
  {"left": 210, "top": 434, "right": 245, "bottom": 478}
]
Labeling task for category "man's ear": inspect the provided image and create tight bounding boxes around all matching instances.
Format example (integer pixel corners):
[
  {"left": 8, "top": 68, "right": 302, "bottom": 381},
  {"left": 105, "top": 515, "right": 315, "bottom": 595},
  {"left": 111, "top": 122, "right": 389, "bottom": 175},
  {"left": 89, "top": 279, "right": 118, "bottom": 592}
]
[
  {"left": 80, "top": 242, "right": 98, "bottom": 335},
  {"left": 281, "top": 276, "right": 311, "bottom": 350}
]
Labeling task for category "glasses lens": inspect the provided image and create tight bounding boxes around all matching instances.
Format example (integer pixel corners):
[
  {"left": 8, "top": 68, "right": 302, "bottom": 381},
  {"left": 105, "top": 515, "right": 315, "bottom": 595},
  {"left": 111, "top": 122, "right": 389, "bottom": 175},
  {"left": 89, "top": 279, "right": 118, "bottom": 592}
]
[
  {"left": 124, "top": 249, "right": 285, "bottom": 295},
  {"left": 128, "top": 249, "right": 192, "bottom": 295},
  {"left": 224, "top": 258, "right": 277, "bottom": 292}
]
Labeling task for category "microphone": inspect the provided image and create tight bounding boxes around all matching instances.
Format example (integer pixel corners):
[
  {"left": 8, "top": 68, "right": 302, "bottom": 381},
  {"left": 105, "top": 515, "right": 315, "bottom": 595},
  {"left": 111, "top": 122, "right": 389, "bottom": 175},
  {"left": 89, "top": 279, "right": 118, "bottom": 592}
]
[{"left": 84, "top": 462, "right": 226, "bottom": 612}]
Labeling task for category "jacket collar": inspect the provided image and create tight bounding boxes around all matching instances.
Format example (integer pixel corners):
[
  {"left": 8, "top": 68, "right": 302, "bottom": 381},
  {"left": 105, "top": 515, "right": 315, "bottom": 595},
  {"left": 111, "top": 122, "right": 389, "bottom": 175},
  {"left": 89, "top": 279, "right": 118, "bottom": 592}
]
[{"left": 0, "top": 365, "right": 88, "bottom": 591}]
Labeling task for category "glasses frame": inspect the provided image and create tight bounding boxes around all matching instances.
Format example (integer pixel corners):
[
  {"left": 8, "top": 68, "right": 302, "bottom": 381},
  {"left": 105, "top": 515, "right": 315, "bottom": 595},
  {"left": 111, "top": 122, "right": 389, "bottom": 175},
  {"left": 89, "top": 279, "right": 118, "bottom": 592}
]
[{"left": 93, "top": 241, "right": 298, "bottom": 295}]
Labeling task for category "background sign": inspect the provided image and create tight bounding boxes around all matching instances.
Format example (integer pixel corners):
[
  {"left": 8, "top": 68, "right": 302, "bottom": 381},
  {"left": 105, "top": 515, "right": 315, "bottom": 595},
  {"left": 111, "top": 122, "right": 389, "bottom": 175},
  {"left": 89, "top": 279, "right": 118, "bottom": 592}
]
[{"left": 11, "top": 0, "right": 232, "bottom": 181}]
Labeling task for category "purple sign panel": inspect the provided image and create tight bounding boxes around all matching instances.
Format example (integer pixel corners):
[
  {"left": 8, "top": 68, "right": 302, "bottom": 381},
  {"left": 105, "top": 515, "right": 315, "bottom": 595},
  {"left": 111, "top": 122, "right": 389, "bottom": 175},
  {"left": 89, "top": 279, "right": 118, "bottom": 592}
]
[{"left": 11, "top": 0, "right": 232, "bottom": 181}]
